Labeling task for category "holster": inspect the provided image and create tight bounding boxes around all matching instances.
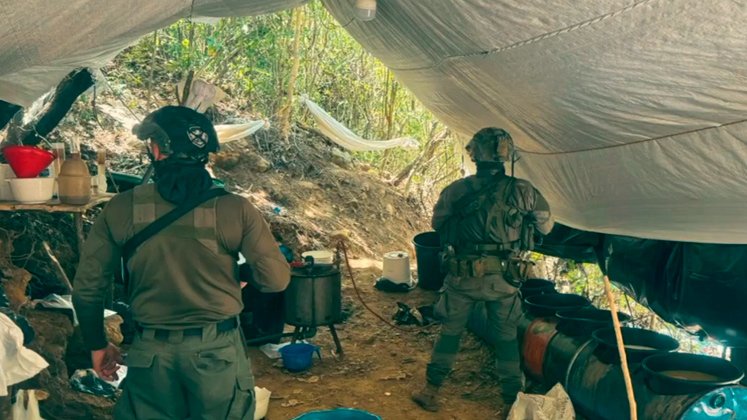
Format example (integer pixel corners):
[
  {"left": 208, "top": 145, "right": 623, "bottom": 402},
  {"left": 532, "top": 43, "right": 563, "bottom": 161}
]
[
  {"left": 503, "top": 257, "right": 533, "bottom": 287},
  {"left": 520, "top": 223, "right": 536, "bottom": 251}
]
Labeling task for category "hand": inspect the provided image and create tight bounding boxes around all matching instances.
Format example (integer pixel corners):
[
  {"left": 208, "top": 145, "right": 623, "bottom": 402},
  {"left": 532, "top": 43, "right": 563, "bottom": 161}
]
[{"left": 91, "top": 342, "right": 123, "bottom": 381}]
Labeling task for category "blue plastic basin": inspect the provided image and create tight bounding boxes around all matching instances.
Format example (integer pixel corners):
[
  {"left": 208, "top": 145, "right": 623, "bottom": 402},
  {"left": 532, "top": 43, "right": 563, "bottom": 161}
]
[
  {"left": 279, "top": 343, "right": 320, "bottom": 372},
  {"left": 292, "top": 408, "right": 381, "bottom": 420}
]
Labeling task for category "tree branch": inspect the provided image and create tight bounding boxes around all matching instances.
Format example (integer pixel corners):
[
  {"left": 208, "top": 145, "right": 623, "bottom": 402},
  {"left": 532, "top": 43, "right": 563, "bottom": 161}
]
[{"left": 4, "top": 68, "right": 95, "bottom": 147}]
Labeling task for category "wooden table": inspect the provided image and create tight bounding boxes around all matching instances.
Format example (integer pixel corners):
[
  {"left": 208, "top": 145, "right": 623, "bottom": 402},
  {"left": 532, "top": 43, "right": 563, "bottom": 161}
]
[{"left": 0, "top": 194, "right": 114, "bottom": 254}]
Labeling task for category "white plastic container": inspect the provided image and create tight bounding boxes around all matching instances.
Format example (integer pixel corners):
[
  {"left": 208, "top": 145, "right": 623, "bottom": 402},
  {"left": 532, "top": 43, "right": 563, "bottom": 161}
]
[
  {"left": 382, "top": 251, "right": 413, "bottom": 285},
  {"left": 8, "top": 177, "right": 55, "bottom": 204},
  {"left": 0, "top": 164, "right": 16, "bottom": 200},
  {"left": 301, "top": 250, "right": 334, "bottom": 265}
]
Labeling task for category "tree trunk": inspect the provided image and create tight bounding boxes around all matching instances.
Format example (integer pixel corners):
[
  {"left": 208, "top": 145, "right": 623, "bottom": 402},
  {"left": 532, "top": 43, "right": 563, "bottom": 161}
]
[
  {"left": 392, "top": 123, "right": 446, "bottom": 186},
  {"left": 3, "top": 68, "right": 94, "bottom": 147},
  {"left": 278, "top": 7, "right": 305, "bottom": 141},
  {"left": 147, "top": 30, "right": 159, "bottom": 104},
  {"left": 0, "top": 100, "right": 22, "bottom": 131},
  {"left": 384, "top": 71, "right": 399, "bottom": 139}
]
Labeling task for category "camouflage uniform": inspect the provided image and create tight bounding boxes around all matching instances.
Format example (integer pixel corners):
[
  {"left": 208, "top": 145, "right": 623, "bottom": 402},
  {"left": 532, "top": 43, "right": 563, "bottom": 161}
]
[
  {"left": 430, "top": 175, "right": 552, "bottom": 399},
  {"left": 73, "top": 107, "right": 290, "bottom": 419},
  {"left": 413, "top": 127, "right": 553, "bottom": 411}
]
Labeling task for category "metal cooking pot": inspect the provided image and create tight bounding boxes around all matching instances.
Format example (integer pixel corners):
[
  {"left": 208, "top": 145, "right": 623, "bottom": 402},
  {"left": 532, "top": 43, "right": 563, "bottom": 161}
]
[{"left": 284, "top": 261, "right": 342, "bottom": 327}]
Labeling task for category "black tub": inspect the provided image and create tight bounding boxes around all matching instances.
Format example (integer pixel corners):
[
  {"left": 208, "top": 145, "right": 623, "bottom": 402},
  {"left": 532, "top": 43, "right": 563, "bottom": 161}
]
[
  {"left": 556, "top": 308, "right": 631, "bottom": 338},
  {"left": 519, "top": 278, "right": 557, "bottom": 300},
  {"left": 523, "top": 293, "right": 591, "bottom": 317},
  {"left": 592, "top": 327, "right": 679, "bottom": 364},
  {"left": 643, "top": 352, "right": 744, "bottom": 395}
]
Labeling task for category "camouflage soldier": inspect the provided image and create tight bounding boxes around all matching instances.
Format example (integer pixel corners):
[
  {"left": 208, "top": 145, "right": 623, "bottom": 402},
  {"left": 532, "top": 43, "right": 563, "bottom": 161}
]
[
  {"left": 72, "top": 106, "right": 290, "bottom": 419},
  {"left": 412, "top": 127, "right": 553, "bottom": 413}
]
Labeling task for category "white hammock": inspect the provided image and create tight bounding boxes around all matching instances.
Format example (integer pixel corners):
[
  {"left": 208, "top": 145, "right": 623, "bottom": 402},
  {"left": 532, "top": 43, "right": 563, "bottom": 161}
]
[
  {"left": 302, "top": 95, "right": 418, "bottom": 152},
  {"left": 215, "top": 120, "right": 267, "bottom": 143}
]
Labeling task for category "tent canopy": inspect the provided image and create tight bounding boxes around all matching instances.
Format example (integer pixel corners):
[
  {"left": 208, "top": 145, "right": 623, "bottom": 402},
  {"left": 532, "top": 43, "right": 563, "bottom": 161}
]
[{"left": 1, "top": 0, "right": 746, "bottom": 243}]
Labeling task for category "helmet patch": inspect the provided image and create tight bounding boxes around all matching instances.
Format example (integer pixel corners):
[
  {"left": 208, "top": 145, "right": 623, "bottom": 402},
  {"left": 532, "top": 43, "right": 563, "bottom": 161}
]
[{"left": 187, "top": 125, "right": 208, "bottom": 148}]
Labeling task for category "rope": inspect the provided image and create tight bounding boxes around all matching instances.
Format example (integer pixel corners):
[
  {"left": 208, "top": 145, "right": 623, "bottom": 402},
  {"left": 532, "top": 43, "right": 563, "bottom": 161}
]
[
  {"left": 516, "top": 116, "right": 747, "bottom": 156},
  {"left": 603, "top": 275, "right": 638, "bottom": 420},
  {"left": 388, "top": 0, "right": 655, "bottom": 72},
  {"left": 97, "top": 69, "right": 142, "bottom": 122},
  {"left": 336, "top": 240, "right": 422, "bottom": 333}
]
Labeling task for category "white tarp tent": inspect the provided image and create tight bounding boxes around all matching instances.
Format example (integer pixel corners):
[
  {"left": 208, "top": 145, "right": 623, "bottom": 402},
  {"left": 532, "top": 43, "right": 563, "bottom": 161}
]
[
  {"left": 0, "top": 0, "right": 308, "bottom": 106},
  {"left": 324, "top": 0, "right": 747, "bottom": 244},
  {"left": 1, "top": 0, "right": 746, "bottom": 243}
]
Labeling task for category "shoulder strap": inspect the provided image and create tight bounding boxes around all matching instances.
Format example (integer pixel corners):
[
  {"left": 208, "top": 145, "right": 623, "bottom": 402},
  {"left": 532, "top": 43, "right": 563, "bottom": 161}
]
[{"left": 122, "top": 188, "right": 229, "bottom": 263}]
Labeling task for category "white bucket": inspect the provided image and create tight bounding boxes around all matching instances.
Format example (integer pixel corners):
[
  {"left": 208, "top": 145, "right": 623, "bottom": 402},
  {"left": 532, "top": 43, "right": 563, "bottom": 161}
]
[
  {"left": 301, "top": 250, "right": 334, "bottom": 265},
  {"left": 382, "top": 251, "right": 412, "bottom": 285},
  {"left": 8, "top": 177, "right": 55, "bottom": 204},
  {"left": 0, "top": 164, "right": 15, "bottom": 200}
]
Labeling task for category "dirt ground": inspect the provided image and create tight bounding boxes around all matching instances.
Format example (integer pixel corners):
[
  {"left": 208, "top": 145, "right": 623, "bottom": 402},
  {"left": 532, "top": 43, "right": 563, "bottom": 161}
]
[{"left": 252, "top": 261, "right": 507, "bottom": 420}]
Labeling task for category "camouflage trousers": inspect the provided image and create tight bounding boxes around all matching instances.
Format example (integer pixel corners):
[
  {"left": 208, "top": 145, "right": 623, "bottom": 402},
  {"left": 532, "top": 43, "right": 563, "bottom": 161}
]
[
  {"left": 426, "top": 273, "right": 523, "bottom": 404},
  {"left": 114, "top": 322, "right": 254, "bottom": 420}
]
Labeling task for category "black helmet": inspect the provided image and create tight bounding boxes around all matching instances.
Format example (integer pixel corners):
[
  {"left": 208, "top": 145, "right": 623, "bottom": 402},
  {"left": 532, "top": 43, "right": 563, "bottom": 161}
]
[
  {"left": 132, "top": 106, "right": 219, "bottom": 164},
  {"left": 465, "top": 127, "right": 515, "bottom": 163}
]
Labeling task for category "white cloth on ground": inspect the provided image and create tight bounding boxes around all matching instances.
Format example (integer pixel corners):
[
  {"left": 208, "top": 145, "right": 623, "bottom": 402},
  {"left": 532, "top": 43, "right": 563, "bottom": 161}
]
[
  {"left": 506, "top": 383, "right": 575, "bottom": 420},
  {"left": 0, "top": 313, "right": 48, "bottom": 397}
]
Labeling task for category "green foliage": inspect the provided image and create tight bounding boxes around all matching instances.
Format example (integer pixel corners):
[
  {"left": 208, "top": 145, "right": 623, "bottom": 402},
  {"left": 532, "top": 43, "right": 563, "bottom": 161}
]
[{"left": 113, "top": 1, "right": 461, "bottom": 192}]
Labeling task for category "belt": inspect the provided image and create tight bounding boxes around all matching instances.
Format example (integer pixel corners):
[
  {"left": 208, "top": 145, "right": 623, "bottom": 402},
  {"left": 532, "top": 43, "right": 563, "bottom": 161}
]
[
  {"left": 446, "top": 255, "right": 507, "bottom": 277},
  {"left": 136, "top": 318, "right": 238, "bottom": 341},
  {"left": 459, "top": 243, "right": 510, "bottom": 253}
]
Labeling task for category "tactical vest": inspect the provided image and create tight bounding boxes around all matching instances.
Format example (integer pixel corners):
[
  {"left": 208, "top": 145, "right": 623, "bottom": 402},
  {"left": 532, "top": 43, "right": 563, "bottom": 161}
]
[
  {"left": 131, "top": 184, "right": 232, "bottom": 259},
  {"left": 447, "top": 177, "right": 523, "bottom": 252}
]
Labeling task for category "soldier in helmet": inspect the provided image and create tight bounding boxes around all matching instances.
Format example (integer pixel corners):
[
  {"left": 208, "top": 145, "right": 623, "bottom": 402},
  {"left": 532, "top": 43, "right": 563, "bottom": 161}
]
[
  {"left": 72, "top": 106, "right": 290, "bottom": 419},
  {"left": 412, "top": 127, "right": 553, "bottom": 413}
]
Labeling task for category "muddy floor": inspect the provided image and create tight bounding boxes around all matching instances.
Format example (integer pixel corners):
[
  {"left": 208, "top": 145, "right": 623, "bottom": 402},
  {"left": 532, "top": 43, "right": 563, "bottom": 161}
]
[{"left": 251, "top": 260, "right": 507, "bottom": 420}]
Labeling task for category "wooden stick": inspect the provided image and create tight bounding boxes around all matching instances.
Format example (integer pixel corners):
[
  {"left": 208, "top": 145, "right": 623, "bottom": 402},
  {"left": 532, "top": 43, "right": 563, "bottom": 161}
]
[
  {"left": 603, "top": 275, "right": 637, "bottom": 420},
  {"left": 42, "top": 241, "right": 73, "bottom": 294}
]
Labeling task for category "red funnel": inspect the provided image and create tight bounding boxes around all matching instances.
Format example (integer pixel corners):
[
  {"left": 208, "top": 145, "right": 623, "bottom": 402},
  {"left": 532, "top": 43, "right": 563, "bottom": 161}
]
[{"left": 2, "top": 145, "right": 55, "bottom": 178}]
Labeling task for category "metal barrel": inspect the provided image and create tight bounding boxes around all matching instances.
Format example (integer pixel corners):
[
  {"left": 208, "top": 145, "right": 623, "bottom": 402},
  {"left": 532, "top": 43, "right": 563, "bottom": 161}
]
[
  {"left": 644, "top": 386, "right": 747, "bottom": 419},
  {"left": 520, "top": 317, "right": 559, "bottom": 381},
  {"left": 540, "top": 307, "right": 630, "bottom": 388},
  {"left": 542, "top": 332, "right": 590, "bottom": 387},
  {"left": 566, "top": 329, "right": 671, "bottom": 419},
  {"left": 566, "top": 344, "right": 747, "bottom": 419},
  {"left": 566, "top": 341, "right": 639, "bottom": 420}
]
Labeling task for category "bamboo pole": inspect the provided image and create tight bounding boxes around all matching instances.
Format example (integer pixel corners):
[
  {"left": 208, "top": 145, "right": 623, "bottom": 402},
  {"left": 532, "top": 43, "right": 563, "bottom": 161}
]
[
  {"left": 279, "top": 7, "right": 305, "bottom": 141},
  {"left": 603, "top": 275, "right": 637, "bottom": 420}
]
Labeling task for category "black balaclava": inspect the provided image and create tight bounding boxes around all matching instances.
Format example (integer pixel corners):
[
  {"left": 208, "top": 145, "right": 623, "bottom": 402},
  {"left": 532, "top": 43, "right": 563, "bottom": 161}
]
[
  {"left": 153, "top": 159, "right": 213, "bottom": 205},
  {"left": 476, "top": 161, "right": 506, "bottom": 178}
]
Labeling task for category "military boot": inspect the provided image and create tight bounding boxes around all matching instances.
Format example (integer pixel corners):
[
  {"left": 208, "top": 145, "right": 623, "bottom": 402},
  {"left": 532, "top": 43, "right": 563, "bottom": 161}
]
[{"left": 411, "top": 383, "right": 440, "bottom": 412}]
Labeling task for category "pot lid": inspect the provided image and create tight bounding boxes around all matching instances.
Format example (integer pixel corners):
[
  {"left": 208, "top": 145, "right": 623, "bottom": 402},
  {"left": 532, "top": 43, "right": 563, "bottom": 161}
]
[{"left": 292, "top": 262, "right": 339, "bottom": 277}]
